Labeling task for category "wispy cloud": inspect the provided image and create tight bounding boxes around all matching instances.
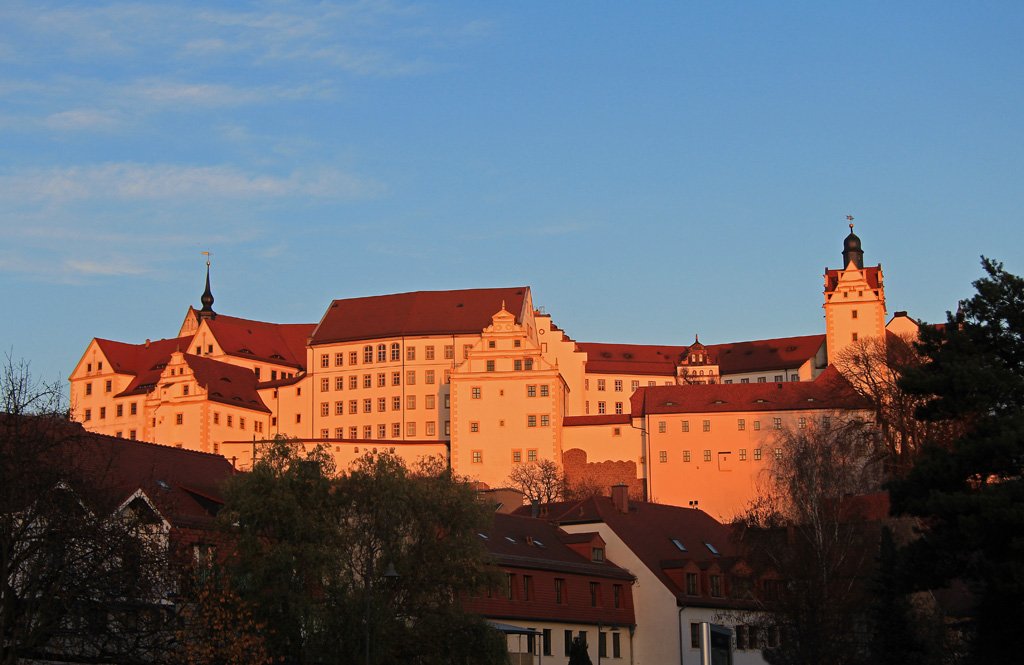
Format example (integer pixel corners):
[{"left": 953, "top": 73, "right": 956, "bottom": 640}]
[
  {"left": 0, "top": 163, "right": 385, "bottom": 202},
  {"left": 64, "top": 259, "right": 146, "bottom": 276},
  {"left": 43, "top": 108, "right": 122, "bottom": 130}
]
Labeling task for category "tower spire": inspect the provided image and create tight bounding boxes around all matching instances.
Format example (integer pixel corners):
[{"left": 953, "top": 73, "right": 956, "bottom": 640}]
[
  {"left": 199, "top": 252, "right": 216, "bottom": 319},
  {"left": 842, "top": 217, "right": 864, "bottom": 269}
]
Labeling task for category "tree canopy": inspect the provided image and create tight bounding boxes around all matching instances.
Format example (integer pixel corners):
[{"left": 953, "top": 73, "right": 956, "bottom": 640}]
[
  {"left": 891, "top": 257, "right": 1024, "bottom": 663},
  {"left": 217, "top": 439, "right": 508, "bottom": 665}
]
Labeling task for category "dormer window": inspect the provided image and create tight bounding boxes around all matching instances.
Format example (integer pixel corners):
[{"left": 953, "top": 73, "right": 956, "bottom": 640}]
[
  {"left": 592, "top": 547, "right": 604, "bottom": 562},
  {"left": 671, "top": 537, "right": 687, "bottom": 552},
  {"left": 703, "top": 541, "right": 720, "bottom": 555}
]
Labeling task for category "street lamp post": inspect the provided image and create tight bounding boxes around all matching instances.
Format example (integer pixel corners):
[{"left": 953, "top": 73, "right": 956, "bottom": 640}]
[{"left": 597, "top": 610, "right": 617, "bottom": 665}]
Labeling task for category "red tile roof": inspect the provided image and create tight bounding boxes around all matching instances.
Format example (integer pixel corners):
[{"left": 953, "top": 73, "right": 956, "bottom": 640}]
[
  {"left": 96, "top": 337, "right": 196, "bottom": 397},
  {"left": 309, "top": 287, "right": 529, "bottom": 345},
  {"left": 484, "top": 513, "right": 633, "bottom": 580},
  {"left": 183, "top": 354, "right": 270, "bottom": 414},
  {"left": 629, "top": 366, "right": 863, "bottom": 416},
  {"left": 579, "top": 334, "right": 825, "bottom": 377},
  {"left": 578, "top": 343, "right": 686, "bottom": 376},
  {"left": 562, "top": 414, "right": 631, "bottom": 427},
  {"left": 205, "top": 315, "right": 313, "bottom": 369},
  {"left": 545, "top": 495, "right": 741, "bottom": 604},
  {"left": 825, "top": 265, "right": 882, "bottom": 292}
]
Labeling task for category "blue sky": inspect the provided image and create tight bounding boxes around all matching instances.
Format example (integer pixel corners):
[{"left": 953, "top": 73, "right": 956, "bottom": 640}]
[{"left": 2, "top": 1, "right": 1023, "bottom": 387}]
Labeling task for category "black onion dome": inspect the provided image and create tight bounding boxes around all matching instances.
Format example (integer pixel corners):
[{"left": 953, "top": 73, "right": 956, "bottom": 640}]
[
  {"left": 842, "top": 224, "right": 864, "bottom": 269},
  {"left": 200, "top": 263, "right": 215, "bottom": 313}
]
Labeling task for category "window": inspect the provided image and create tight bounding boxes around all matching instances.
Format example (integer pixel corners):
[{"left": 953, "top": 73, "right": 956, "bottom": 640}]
[
  {"left": 85, "top": 382, "right": 92, "bottom": 395},
  {"left": 686, "top": 572, "right": 698, "bottom": 595},
  {"left": 659, "top": 450, "right": 667, "bottom": 463},
  {"left": 658, "top": 421, "right": 666, "bottom": 433},
  {"left": 105, "top": 380, "right": 112, "bottom": 392},
  {"left": 389, "top": 343, "right": 399, "bottom": 361},
  {"left": 524, "top": 358, "right": 533, "bottom": 370},
  {"left": 555, "top": 578, "right": 564, "bottom": 604},
  {"left": 463, "top": 344, "right": 472, "bottom": 359},
  {"left": 213, "top": 412, "right": 220, "bottom": 425},
  {"left": 710, "top": 574, "right": 722, "bottom": 597},
  {"left": 472, "top": 387, "right": 481, "bottom": 399},
  {"left": 350, "top": 351, "right": 358, "bottom": 364},
  {"left": 227, "top": 415, "right": 233, "bottom": 427},
  {"left": 754, "top": 420, "right": 761, "bottom": 431},
  {"left": 543, "top": 629, "right": 552, "bottom": 657},
  {"left": 590, "top": 582, "right": 600, "bottom": 606},
  {"left": 737, "top": 418, "right": 745, "bottom": 431},
  {"left": 472, "top": 451, "right": 482, "bottom": 464},
  {"left": 615, "top": 402, "right": 623, "bottom": 414},
  {"left": 116, "top": 404, "right": 123, "bottom": 417},
  {"left": 407, "top": 371, "right": 415, "bottom": 385},
  {"left": 129, "top": 430, "right": 136, "bottom": 440},
  {"left": 703, "top": 419, "right": 711, "bottom": 432},
  {"left": 363, "top": 374, "right": 372, "bottom": 388},
  {"left": 294, "top": 414, "right": 299, "bottom": 424},
  {"left": 683, "top": 450, "right": 691, "bottom": 462},
  {"left": 391, "top": 372, "right": 400, "bottom": 386},
  {"left": 364, "top": 425, "right": 372, "bottom": 438},
  {"left": 444, "top": 345, "right": 454, "bottom": 359},
  {"left": 377, "top": 344, "right": 386, "bottom": 362},
  {"left": 528, "top": 449, "right": 537, "bottom": 461},
  {"left": 792, "top": 374, "right": 799, "bottom": 381},
  {"left": 425, "top": 345, "right": 435, "bottom": 360},
  {"left": 799, "top": 416, "right": 807, "bottom": 429},
  {"left": 364, "top": 399, "right": 372, "bottom": 413},
  {"left": 470, "top": 422, "right": 479, "bottom": 433},
  {"left": 852, "top": 309, "right": 859, "bottom": 319},
  {"left": 514, "top": 359, "right": 522, "bottom": 371},
  {"left": 755, "top": 448, "right": 762, "bottom": 460},
  {"left": 739, "top": 448, "right": 747, "bottom": 460},
  {"left": 613, "top": 632, "right": 621, "bottom": 658},
  {"left": 444, "top": 420, "right": 450, "bottom": 435},
  {"left": 823, "top": 415, "right": 831, "bottom": 428},
  {"left": 512, "top": 450, "right": 522, "bottom": 462},
  {"left": 321, "top": 354, "right": 329, "bottom": 368},
  {"left": 350, "top": 400, "right": 357, "bottom": 414},
  {"left": 741, "top": 378, "right": 749, "bottom": 384},
  {"left": 486, "top": 360, "right": 495, "bottom": 372},
  {"left": 393, "top": 396, "right": 401, "bottom": 410},
  {"left": 598, "top": 402, "right": 606, "bottom": 414},
  {"left": 614, "top": 584, "right": 622, "bottom": 608},
  {"left": 175, "top": 413, "right": 183, "bottom": 425},
  {"left": 426, "top": 395, "right": 435, "bottom": 409},
  {"left": 377, "top": 424, "right": 386, "bottom": 438},
  {"left": 703, "top": 449, "right": 711, "bottom": 462},
  {"left": 598, "top": 379, "right": 606, "bottom": 391},
  {"left": 444, "top": 394, "right": 451, "bottom": 408},
  {"left": 350, "top": 375, "right": 358, "bottom": 389},
  {"left": 407, "top": 395, "right": 416, "bottom": 409},
  {"left": 364, "top": 345, "right": 373, "bottom": 363},
  {"left": 335, "top": 352, "right": 344, "bottom": 366},
  {"left": 614, "top": 379, "right": 622, "bottom": 391},
  {"left": 691, "top": 623, "right": 701, "bottom": 649},
  {"left": 444, "top": 370, "right": 451, "bottom": 384},
  {"left": 527, "top": 415, "right": 537, "bottom": 427},
  {"left": 540, "top": 415, "right": 549, "bottom": 427},
  {"left": 378, "top": 397, "right": 386, "bottom": 412},
  {"left": 407, "top": 422, "right": 416, "bottom": 437},
  {"left": 631, "top": 380, "right": 639, "bottom": 391},
  {"left": 426, "top": 421, "right": 435, "bottom": 436},
  {"left": 599, "top": 632, "right": 607, "bottom": 659},
  {"left": 488, "top": 340, "right": 496, "bottom": 349},
  {"left": 254, "top": 367, "right": 261, "bottom": 380},
  {"left": 335, "top": 427, "right": 344, "bottom": 438},
  {"left": 773, "top": 417, "right": 782, "bottom": 430},
  {"left": 564, "top": 630, "right": 573, "bottom": 656},
  {"left": 775, "top": 447, "right": 783, "bottom": 460},
  {"left": 852, "top": 332, "right": 859, "bottom": 341},
  {"left": 84, "top": 409, "right": 91, "bottom": 421},
  {"left": 321, "top": 402, "right": 329, "bottom": 416},
  {"left": 392, "top": 423, "right": 401, "bottom": 437},
  {"left": 540, "top": 384, "right": 549, "bottom": 397},
  {"left": 527, "top": 385, "right": 536, "bottom": 397},
  {"left": 523, "top": 575, "right": 532, "bottom": 601},
  {"left": 321, "top": 429, "right": 329, "bottom": 439},
  {"left": 758, "top": 376, "right": 767, "bottom": 383},
  {"left": 682, "top": 420, "right": 689, "bottom": 432},
  {"left": 378, "top": 373, "right": 386, "bottom": 387},
  {"left": 334, "top": 376, "right": 343, "bottom": 390},
  {"left": 425, "top": 370, "right": 435, "bottom": 384}
]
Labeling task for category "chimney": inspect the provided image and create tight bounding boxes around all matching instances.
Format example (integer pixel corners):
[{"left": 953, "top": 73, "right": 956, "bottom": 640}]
[
  {"left": 531, "top": 499, "right": 540, "bottom": 518},
  {"left": 145, "top": 339, "right": 150, "bottom": 348},
  {"left": 611, "top": 483, "right": 629, "bottom": 514}
]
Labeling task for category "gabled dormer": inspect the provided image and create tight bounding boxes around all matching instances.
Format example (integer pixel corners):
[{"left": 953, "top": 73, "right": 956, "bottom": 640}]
[{"left": 677, "top": 335, "right": 721, "bottom": 385}]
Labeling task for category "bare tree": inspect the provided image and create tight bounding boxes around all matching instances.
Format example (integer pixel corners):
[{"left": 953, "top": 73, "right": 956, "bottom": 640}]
[
  {"left": 734, "top": 416, "right": 885, "bottom": 665},
  {"left": 1, "top": 356, "right": 174, "bottom": 664},
  {"left": 505, "top": 459, "right": 565, "bottom": 503},
  {"left": 833, "top": 335, "right": 961, "bottom": 477}
]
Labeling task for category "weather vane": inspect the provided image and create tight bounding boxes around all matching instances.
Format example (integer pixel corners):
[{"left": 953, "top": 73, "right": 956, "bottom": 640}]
[
  {"left": 202, "top": 250, "right": 212, "bottom": 266},
  {"left": 846, "top": 214, "right": 854, "bottom": 231}
]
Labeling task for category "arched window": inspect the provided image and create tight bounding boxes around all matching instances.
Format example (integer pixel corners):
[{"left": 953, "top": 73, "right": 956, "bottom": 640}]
[
  {"left": 377, "top": 344, "right": 387, "bottom": 362},
  {"left": 391, "top": 342, "right": 400, "bottom": 361},
  {"left": 363, "top": 345, "right": 373, "bottom": 363}
]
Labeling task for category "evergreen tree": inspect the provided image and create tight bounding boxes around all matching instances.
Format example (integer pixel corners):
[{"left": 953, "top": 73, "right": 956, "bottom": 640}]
[
  {"left": 891, "top": 257, "right": 1024, "bottom": 663},
  {"left": 567, "top": 634, "right": 593, "bottom": 665}
]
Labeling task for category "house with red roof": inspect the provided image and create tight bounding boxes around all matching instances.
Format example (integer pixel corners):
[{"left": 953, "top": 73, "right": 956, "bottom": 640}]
[
  {"left": 534, "top": 487, "right": 769, "bottom": 665},
  {"left": 465, "top": 511, "right": 637, "bottom": 664}
]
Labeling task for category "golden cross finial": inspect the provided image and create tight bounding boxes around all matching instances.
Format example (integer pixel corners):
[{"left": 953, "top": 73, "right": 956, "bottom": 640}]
[{"left": 202, "top": 250, "right": 212, "bottom": 266}]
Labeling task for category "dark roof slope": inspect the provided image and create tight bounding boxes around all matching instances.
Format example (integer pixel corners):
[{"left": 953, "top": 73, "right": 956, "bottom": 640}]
[
  {"left": 629, "top": 365, "right": 862, "bottom": 416},
  {"left": 183, "top": 354, "right": 271, "bottom": 414},
  {"left": 97, "top": 337, "right": 196, "bottom": 397},
  {"left": 825, "top": 265, "right": 882, "bottom": 292},
  {"left": 310, "top": 287, "right": 529, "bottom": 345},
  {"left": 546, "top": 495, "right": 740, "bottom": 604},
  {"left": 712, "top": 334, "right": 825, "bottom": 374},
  {"left": 578, "top": 343, "right": 686, "bottom": 376}
]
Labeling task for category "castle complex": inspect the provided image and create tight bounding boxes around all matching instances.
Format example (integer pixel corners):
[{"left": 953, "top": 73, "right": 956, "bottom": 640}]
[{"left": 70, "top": 227, "right": 913, "bottom": 518}]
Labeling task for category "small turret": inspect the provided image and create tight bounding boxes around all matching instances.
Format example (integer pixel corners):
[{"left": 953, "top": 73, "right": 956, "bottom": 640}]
[{"left": 842, "top": 222, "right": 864, "bottom": 269}]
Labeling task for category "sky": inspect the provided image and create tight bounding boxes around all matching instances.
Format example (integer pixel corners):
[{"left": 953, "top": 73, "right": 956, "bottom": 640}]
[{"left": 2, "top": 1, "right": 1023, "bottom": 388}]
